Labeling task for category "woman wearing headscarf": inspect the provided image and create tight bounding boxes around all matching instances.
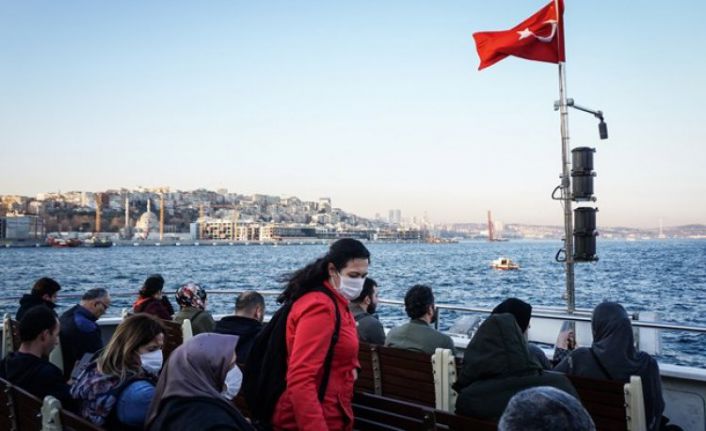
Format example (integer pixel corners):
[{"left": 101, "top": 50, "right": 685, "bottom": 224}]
[
  {"left": 173, "top": 282, "right": 216, "bottom": 335},
  {"left": 133, "top": 274, "right": 173, "bottom": 320},
  {"left": 492, "top": 298, "right": 551, "bottom": 369},
  {"left": 454, "top": 313, "right": 578, "bottom": 420},
  {"left": 554, "top": 302, "right": 666, "bottom": 431},
  {"left": 145, "top": 333, "right": 254, "bottom": 431}
]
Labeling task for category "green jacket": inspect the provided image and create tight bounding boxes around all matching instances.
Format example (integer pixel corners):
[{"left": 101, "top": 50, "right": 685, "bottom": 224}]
[
  {"left": 385, "top": 319, "right": 455, "bottom": 355},
  {"left": 454, "top": 313, "right": 578, "bottom": 420},
  {"left": 173, "top": 307, "right": 216, "bottom": 336}
]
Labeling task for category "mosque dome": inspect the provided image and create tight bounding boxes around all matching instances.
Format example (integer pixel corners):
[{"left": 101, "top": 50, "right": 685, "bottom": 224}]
[{"left": 136, "top": 211, "right": 158, "bottom": 233}]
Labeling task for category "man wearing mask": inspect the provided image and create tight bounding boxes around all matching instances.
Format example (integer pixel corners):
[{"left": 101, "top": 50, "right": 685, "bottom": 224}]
[
  {"left": 349, "top": 278, "right": 386, "bottom": 345},
  {"left": 385, "top": 284, "right": 455, "bottom": 355},
  {"left": 214, "top": 290, "right": 266, "bottom": 364}
]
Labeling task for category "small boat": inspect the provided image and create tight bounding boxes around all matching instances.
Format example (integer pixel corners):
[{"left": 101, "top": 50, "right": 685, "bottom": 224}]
[{"left": 491, "top": 257, "right": 519, "bottom": 270}]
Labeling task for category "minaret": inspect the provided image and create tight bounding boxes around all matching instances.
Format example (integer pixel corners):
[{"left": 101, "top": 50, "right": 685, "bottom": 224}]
[
  {"left": 146, "top": 198, "right": 151, "bottom": 237},
  {"left": 124, "top": 194, "right": 130, "bottom": 238}
]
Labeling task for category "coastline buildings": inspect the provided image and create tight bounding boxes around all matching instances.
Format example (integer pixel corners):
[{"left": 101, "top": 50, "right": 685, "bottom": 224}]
[{"left": 0, "top": 214, "right": 45, "bottom": 240}]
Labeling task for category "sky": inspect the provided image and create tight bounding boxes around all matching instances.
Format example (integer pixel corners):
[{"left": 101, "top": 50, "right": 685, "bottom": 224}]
[{"left": 1, "top": 1, "right": 705, "bottom": 228}]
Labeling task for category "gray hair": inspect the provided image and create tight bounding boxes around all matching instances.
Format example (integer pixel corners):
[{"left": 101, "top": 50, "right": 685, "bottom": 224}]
[
  {"left": 82, "top": 288, "right": 109, "bottom": 301},
  {"left": 499, "top": 386, "right": 595, "bottom": 431}
]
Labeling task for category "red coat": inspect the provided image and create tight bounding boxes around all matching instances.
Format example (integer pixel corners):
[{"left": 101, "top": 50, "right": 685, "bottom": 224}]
[{"left": 272, "top": 281, "right": 360, "bottom": 431}]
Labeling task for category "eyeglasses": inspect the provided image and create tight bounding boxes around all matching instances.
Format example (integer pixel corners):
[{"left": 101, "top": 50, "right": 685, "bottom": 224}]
[{"left": 96, "top": 301, "right": 110, "bottom": 310}]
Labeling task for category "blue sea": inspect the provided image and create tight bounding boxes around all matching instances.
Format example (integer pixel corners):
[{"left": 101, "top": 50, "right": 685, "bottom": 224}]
[{"left": 1, "top": 240, "right": 704, "bottom": 367}]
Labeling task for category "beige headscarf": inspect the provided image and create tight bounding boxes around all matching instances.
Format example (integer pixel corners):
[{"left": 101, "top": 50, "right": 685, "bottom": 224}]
[{"left": 145, "top": 333, "right": 239, "bottom": 427}]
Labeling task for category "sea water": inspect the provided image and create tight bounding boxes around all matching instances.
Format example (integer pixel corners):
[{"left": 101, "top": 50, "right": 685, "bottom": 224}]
[{"left": 1, "top": 240, "right": 704, "bottom": 367}]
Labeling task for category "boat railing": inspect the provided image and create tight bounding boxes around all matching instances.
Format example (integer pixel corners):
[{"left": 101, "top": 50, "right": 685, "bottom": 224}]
[{"left": 3, "top": 289, "right": 704, "bottom": 335}]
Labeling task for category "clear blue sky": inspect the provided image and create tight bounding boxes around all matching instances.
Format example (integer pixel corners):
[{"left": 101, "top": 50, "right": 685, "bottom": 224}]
[{"left": 1, "top": 1, "right": 705, "bottom": 228}]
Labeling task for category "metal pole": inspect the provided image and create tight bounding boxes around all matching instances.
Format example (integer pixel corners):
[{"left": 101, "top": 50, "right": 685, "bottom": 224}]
[{"left": 558, "top": 61, "right": 575, "bottom": 313}]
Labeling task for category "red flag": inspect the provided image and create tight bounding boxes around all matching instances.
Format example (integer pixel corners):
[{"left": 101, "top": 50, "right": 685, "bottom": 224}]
[{"left": 473, "top": 0, "right": 565, "bottom": 70}]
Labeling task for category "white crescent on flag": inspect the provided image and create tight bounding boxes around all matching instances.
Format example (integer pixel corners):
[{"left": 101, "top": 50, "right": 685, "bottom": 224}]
[{"left": 517, "top": 20, "right": 558, "bottom": 43}]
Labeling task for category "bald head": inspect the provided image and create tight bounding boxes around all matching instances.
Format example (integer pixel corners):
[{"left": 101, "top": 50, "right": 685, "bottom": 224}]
[{"left": 235, "top": 291, "right": 265, "bottom": 322}]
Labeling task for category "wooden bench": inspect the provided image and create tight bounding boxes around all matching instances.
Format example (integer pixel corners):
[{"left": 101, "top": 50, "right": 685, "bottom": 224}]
[
  {"left": 353, "top": 391, "right": 497, "bottom": 431},
  {"left": 1, "top": 377, "right": 104, "bottom": 431},
  {"left": 160, "top": 318, "right": 193, "bottom": 363},
  {"left": 10, "top": 383, "right": 44, "bottom": 431},
  {"left": 2, "top": 313, "right": 21, "bottom": 359},
  {"left": 568, "top": 374, "right": 646, "bottom": 431}
]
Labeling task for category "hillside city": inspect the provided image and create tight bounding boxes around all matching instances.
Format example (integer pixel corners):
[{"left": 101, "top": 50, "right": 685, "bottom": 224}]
[{"left": 0, "top": 188, "right": 704, "bottom": 245}]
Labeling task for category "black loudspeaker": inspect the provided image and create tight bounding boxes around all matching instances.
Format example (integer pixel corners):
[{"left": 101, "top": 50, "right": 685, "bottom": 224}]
[
  {"left": 571, "top": 147, "right": 596, "bottom": 202},
  {"left": 574, "top": 207, "right": 598, "bottom": 262}
]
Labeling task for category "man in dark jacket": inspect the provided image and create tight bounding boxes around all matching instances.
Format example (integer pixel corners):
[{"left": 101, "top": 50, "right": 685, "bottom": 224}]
[
  {"left": 59, "top": 287, "right": 111, "bottom": 379},
  {"left": 0, "top": 305, "right": 77, "bottom": 411},
  {"left": 454, "top": 313, "right": 578, "bottom": 420},
  {"left": 349, "top": 278, "right": 386, "bottom": 345},
  {"left": 214, "top": 291, "right": 264, "bottom": 364},
  {"left": 15, "top": 277, "right": 61, "bottom": 321}
]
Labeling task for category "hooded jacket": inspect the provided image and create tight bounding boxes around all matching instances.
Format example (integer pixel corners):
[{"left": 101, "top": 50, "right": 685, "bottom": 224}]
[
  {"left": 0, "top": 351, "right": 76, "bottom": 411},
  {"left": 133, "top": 297, "right": 172, "bottom": 320},
  {"left": 554, "top": 302, "right": 665, "bottom": 431},
  {"left": 16, "top": 294, "right": 57, "bottom": 321},
  {"left": 454, "top": 313, "right": 578, "bottom": 420},
  {"left": 214, "top": 315, "right": 263, "bottom": 364}
]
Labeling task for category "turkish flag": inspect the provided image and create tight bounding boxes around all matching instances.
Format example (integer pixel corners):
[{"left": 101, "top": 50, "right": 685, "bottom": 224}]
[{"left": 473, "top": 0, "right": 565, "bottom": 70}]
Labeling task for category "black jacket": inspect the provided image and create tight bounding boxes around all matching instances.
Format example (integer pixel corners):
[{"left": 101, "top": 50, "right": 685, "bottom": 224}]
[
  {"left": 16, "top": 294, "right": 57, "bottom": 321},
  {"left": 214, "top": 316, "right": 263, "bottom": 364},
  {"left": 59, "top": 305, "right": 103, "bottom": 380},
  {"left": 454, "top": 314, "right": 578, "bottom": 420},
  {"left": 147, "top": 396, "right": 254, "bottom": 431},
  {"left": 0, "top": 352, "right": 77, "bottom": 411}
]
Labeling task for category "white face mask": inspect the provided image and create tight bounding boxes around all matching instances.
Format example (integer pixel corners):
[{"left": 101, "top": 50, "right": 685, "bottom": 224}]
[
  {"left": 338, "top": 273, "right": 366, "bottom": 301},
  {"left": 140, "top": 350, "right": 163, "bottom": 375},
  {"left": 221, "top": 366, "right": 243, "bottom": 400}
]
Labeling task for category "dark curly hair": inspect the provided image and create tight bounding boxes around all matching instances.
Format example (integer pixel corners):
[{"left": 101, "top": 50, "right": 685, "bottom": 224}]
[
  {"left": 279, "top": 238, "right": 370, "bottom": 303},
  {"left": 404, "top": 284, "right": 434, "bottom": 319}
]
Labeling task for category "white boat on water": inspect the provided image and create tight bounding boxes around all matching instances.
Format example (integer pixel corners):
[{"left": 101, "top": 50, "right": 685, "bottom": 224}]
[{"left": 491, "top": 257, "right": 520, "bottom": 270}]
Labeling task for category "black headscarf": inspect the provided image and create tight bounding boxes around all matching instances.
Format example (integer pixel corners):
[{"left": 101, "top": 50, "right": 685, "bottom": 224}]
[{"left": 492, "top": 298, "right": 532, "bottom": 333}]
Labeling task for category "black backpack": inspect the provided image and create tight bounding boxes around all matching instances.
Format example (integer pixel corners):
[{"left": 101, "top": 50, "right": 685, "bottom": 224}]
[{"left": 241, "top": 286, "right": 341, "bottom": 430}]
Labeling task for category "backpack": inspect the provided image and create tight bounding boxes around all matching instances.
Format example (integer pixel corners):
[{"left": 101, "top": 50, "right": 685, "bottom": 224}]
[
  {"left": 70, "top": 360, "right": 152, "bottom": 427},
  {"left": 241, "top": 286, "right": 341, "bottom": 430}
]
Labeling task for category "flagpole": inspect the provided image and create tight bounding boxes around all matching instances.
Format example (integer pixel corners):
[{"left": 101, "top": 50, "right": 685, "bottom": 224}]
[{"left": 555, "top": 0, "right": 575, "bottom": 314}]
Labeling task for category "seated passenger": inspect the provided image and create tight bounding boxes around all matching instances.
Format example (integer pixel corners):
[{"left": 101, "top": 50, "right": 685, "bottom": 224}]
[
  {"left": 133, "top": 274, "right": 173, "bottom": 320},
  {"left": 492, "top": 298, "right": 551, "bottom": 369},
  {"left": 349, "top": 278, "right": 386, "bottom": 345},
  {"left": 454, "top": 313, "right": 577, "bottom": 420},
  {"left": 173, "top": 282, "right": 216, "bottom": 335},
  {"left": 385, "top": 284, "right": 455, "bottom": 355},
  {"left": 59, "top": 287, "right": 111, "bottom": 379},
  {"left": 145, "top": 333, "right": 254, "bottom": 431},
  {"left": 0, "top": 305, "right": 76, "bottom": 411},
  {"left": 214, "top": 290, "right": 265, "bottom": 364},
  {"left": 16, "top": 277, "right": 61, "bottom": 321},
  {"left": 554, "top": 302, "right": 665, "bottom": 431},
  {"left": 499, "top": 386, "right": 595, "bottom": 431},
  {"left": 70, "top": 313, "right": 165, "bottom": 430}
]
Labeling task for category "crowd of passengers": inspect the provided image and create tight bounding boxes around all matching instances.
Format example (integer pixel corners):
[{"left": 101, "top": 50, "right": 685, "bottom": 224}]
[{"left": 0, "top": 238, "right": 681, "bottom": 430}]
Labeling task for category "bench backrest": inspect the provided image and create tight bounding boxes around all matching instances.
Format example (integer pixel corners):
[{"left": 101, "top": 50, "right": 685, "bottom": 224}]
[
  {"left": 353, "top": 391, "right": 436, "bottom": 431},
  {"left": 161, "top": 318, "right": 196, "bottom": 364},
  {"left": 11, "top": 384, "right": 43, "bottom": 431},
  {"left": 59, "top": 407, "right": 105, "bottom": 431},
  {"left": 433, "top": 409, "right": 497, "bottom": 431},
  {"left": 568, "top": 374, "right": 629, "bottom": 431},
  {"left": 375, "top": 346, "right": 437, "bottom": 407},
  {"left": 0, "top": 376, "right": 18, "bottom": 431}
]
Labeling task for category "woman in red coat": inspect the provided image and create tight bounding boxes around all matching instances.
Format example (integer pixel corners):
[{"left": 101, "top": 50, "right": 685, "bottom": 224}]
[{"left": 272, "top": 238, "right": 370, "bottom": 431}]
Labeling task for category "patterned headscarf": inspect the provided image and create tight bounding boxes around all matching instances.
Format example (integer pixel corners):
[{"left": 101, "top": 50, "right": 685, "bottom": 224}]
[{"left": 175, "top": 282, "right": 207, "bottom": 310}]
